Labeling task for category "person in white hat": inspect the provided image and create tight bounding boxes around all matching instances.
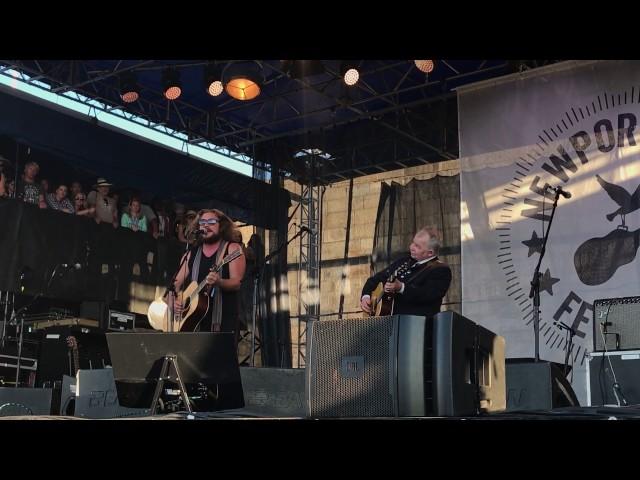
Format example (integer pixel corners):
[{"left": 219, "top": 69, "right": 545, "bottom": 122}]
[{"left": 87, "top": 177, "right": 118, "bottom": 227}]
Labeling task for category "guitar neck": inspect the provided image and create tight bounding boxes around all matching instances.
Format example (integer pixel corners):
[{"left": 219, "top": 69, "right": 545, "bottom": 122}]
[
  {"left": 194, "top": 250, "right": 241, "bottom": 294},
  {"left": 73, "top": 348, "right": 80, "bottom": 375}
]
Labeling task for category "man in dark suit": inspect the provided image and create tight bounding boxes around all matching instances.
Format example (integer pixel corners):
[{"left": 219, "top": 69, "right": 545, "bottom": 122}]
[{"left": 360, "top": 226, "right": 452, "bottom": 318}]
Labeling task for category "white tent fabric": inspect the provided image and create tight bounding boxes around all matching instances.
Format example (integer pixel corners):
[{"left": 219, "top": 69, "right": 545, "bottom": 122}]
[{"left": 458, "top": 60, "right": 640, "bottom": 404}]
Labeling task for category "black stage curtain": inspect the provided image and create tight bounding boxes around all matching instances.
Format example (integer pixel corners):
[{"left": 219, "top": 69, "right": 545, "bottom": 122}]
[
  {"left": 371, "top": 176, "right": 461, "bottom": 313},
  {"left": 0, "top": 198, "right": 183, "bottom": 305}
]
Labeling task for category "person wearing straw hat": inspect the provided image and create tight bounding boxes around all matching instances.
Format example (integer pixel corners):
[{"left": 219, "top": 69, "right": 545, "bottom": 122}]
[{"left": 87, "top": 177, "right": 118, "bottom": 227}]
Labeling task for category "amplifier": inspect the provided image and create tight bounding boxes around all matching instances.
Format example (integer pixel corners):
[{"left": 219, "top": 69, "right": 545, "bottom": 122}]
[
  {"left": 35, "top": 328, "right": 110, "bottom": 387},
  {"left": 107, "top": 310, "right": 135, "bottom": 331},
  {"left": 593, "top": 296, "right": 640, "bottom": 351},
  {"left": 587, "top": 350, "right": 640, "bottom": 406}
]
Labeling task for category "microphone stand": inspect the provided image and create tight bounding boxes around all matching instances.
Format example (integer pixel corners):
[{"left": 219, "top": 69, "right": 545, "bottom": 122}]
[
  {"left": 250, "top": 227, "right": 306, "bottom": 366},
  {"left": 163, "top": 239, "right": 195, "bottom": 332},
  {"left": 556, "top": 321, "right": 576, "bottom": 378},
  {"left": 529, "top": 189, "right": 563, "bottom": 363}
]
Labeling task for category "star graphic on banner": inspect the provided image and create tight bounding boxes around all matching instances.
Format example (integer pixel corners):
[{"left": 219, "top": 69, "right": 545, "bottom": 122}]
[
  {"left": 539, "top": 268, "right": 560, "bottom": 295},
  {"left": 522, "top": 230, "right": 544, "bottom": 257}
]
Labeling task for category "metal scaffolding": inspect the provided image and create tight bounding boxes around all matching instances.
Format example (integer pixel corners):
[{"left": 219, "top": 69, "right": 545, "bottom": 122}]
[{"left": 296, "top": 155, "right": 324, "bottom": 367}]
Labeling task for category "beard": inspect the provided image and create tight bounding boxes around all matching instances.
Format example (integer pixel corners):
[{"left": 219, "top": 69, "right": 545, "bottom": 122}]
[{"left": 203, "top": 232, "right": 221, "bottom": 244}]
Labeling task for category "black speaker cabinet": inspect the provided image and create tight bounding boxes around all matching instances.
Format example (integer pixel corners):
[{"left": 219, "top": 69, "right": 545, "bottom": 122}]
[
  {"left": 35, "top": 327, "right": 110, "bottom": 387},
  {"left": 0, "top": 387, "right": 53, "bottom": 416},
  {"left": 306, "top": 312, "right": 505, "bottom": 418},
  {"left": 240, "top": 367, "right": 305, "bottom": 417},
  {"left": 587, "top": 350, "right": 640, "bottom": 406},
  {"left": 505, "top": 359, "right": 579, "bottom": 411}
]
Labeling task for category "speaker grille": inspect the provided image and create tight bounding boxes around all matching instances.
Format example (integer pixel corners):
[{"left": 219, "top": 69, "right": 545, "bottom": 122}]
[
  {"left": 593, "top": 297, "right": 640, "bottom": 351},
  {"left": 308, "top": 317, "right": 396, "bottom": 417}
]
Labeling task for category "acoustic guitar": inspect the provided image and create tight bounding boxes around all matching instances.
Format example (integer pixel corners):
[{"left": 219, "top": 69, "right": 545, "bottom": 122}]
[
  {"left": 367, "top": 259, "right": 418, "bottom": 317},
  {"left": 148, "top": 249, "right": 243, "bottom": 332},
  {"left": 369, "top": 270, "right": 398, "bottom": 317}
]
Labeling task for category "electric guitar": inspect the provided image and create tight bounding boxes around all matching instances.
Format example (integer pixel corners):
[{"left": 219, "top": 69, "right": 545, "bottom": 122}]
[
  {"left": 66, "top": 336, "right": 80, "bottom": 376},
  {"left": 148, "top": 249, "right": 243, "bottom": 332}
]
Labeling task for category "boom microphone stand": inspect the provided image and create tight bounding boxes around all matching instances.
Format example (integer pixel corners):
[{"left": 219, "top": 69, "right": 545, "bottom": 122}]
[
  {"left": 162, "top": 237, "right": 197, "bottom": 332},
  {"left": 529, "top": 186, "right": 570, "bottom": 362}
]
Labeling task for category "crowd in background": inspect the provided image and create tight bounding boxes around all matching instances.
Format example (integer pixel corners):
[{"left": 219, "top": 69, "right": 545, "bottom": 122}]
[{"left": 0, "top": 157, "right": 208, "bottom": 244}]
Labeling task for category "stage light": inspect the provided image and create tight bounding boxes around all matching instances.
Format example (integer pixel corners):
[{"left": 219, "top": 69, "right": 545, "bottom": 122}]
[
  {"left": 340, "top": 62, "right": 360, "bottom": 86},
  {"left": 204, "top": 63, "right": 224, "bottom": 97},
  {"left": 119, "top": 72, "right": 139, "bottom": 103},
  {"left": 162, "top": 68, "right": 182, "bottom": 100},
  {"left": 224, "top": 61, "right": 262, "bottom": 101},
  {"left": 414, "top": 60, "right": 435, "bottom": 73}
]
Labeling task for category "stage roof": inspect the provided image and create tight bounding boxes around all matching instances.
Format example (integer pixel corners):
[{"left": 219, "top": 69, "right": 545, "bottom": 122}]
[{"left": 2, "top": 60, "right": 561, "bottom": 183}]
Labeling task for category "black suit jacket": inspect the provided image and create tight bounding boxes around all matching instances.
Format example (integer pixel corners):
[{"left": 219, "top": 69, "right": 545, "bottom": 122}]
[{"left": 362, "top": 256, "right": 452, "bottom": 318}]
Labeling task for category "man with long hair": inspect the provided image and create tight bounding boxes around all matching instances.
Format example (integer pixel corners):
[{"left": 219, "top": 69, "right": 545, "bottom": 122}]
[{"left": 171, "top": 208, "right": 246, "bottom": 336}]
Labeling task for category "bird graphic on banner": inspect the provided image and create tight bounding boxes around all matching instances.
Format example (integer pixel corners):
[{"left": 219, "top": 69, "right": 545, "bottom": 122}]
[{"left": 596, "top": 174, "right": 640, "bottom": 225}]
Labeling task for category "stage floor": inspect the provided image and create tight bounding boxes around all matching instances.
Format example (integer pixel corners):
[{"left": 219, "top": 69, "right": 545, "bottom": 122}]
[{"left": 3, "top": 405, "right": 640, "bottom": 420}]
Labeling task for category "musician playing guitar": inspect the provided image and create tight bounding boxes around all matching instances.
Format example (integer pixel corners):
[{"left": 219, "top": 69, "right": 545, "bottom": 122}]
[
  {"left": 171, "top": 209, "right": 246, "bottom": 337},
  {"left": 360, "top": 226, "right": 452, "bottom": 318}
]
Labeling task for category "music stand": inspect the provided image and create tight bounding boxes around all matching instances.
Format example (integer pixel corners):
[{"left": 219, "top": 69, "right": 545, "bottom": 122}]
[{"left": 105, "top": 332, "right": 242, "bottom": 414}]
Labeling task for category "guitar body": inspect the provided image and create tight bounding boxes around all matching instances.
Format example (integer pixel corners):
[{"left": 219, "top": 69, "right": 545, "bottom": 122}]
[
  {"left": 147, "top": 282, "right": 211, "bottom": 332},
  {"left": 370, "top": 281, "right": 394, "bottom": 317},
  {"left": 178, "top": 283, "right": 210, "bottom": 332}
]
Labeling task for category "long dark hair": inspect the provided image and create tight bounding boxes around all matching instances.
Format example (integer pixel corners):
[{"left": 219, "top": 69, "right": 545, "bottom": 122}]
[{"left": 194, "top": 208, "right": 238, "bottom": 242}]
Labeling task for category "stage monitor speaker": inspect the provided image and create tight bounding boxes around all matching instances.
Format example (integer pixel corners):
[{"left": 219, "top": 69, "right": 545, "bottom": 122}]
[
  {"left": 106, "top": 332, "right": 243, "bottom": 411},
  {"left": 306, "top": 312, "right": 506, "bottom": 418},
  {"left": 239, "top": 367, "right": 305, "bottom": 417},
  {"left": 593, "top": 296, "right": 640, "bottom": 351},
  {"left": 505, "top": 359, "right": 579, "bottom": 411},
  {"left": 0, "top": 387, "right": 52, "bottom": 416},
  {"left": 587, "top": 350, "right": 640, "bottom": 406}
]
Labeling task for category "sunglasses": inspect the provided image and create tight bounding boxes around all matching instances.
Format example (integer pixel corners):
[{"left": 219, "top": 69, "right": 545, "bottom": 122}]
[
  {"left": 198, "top": 218, "right": 219, "bottom": 226},
  {"left": 75, "top": 197, "right": 85, "bottom": 201}
]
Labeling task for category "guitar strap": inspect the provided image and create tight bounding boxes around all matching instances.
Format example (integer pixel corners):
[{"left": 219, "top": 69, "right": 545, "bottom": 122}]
[
  {"left": 210, "top": 241, "right": 229, "bottom": 331},
  {"left": 190, "top": 246, "right": 203, "bottom": 283},
  {"left": 190, "top": 241, "right": 229, "bottom": 331},
  {"left": 403, "top": 257, "right": 443, "bottom": 286}
]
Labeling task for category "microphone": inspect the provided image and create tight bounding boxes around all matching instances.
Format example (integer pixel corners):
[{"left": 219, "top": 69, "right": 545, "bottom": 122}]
[
  {"left": 60, "top": 263, "right": 82, "bottom": 270},
  {"left": 545, "top": 184, "right": 572, "bottom": 199},
  {"left": 194, "top": 229, "right": 206, "bottom": 237},
  {"left": 300, "top": 225, "right": 316, "bottom": 235},
  {"left": 554, "top": 321, "right": 576, "bottom": 334}
]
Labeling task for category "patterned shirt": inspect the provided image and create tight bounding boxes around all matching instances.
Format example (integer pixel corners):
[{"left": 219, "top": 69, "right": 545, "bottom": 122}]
[
  {"left": 46, "top": 193, "right": 75, "bottom": 213},
  {"left": 16, "top": 180, "right": 41, "bottom": 205}
]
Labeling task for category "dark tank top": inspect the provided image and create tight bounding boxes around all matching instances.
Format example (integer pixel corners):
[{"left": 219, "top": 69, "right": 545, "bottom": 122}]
[{"left": 186, "top": 243, "right": 239, "bottom": 334}]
